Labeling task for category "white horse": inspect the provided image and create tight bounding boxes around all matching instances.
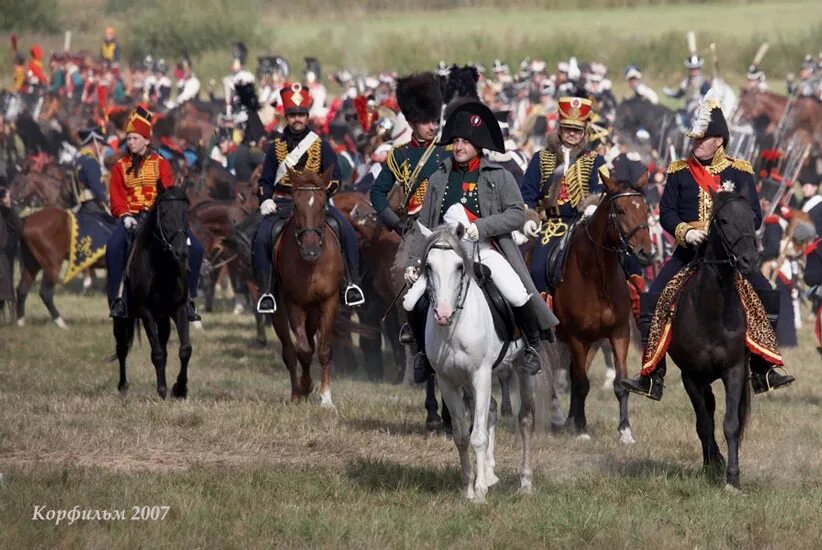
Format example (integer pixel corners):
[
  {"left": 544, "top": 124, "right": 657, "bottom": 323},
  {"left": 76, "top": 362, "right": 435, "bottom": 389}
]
[{"left": 416, "top": 223, "right": 536, "bottom": 502}]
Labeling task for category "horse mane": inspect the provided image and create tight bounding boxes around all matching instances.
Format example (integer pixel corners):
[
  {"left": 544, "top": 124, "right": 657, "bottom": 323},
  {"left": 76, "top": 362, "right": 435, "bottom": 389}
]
[{"left": 421, "top": 226, "right": 472, "bottom": 274}]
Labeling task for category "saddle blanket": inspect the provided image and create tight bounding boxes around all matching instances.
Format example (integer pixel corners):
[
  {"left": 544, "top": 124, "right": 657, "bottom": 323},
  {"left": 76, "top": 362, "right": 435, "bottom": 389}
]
[
  {"left": 641, "top": 264, "right": 783, "bottom": 374},
  {"left": 63, "top": 208, "right": 116, "bottom": 283}
]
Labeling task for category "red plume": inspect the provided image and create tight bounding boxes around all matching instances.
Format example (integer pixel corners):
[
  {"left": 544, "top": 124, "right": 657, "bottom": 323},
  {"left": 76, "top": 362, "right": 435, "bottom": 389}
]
[
  {"left": 97, "top": 84, "right": 108, "bottom": 107},
  {"left": 353, "top": 95, "right": 373, "bottom": 133}
]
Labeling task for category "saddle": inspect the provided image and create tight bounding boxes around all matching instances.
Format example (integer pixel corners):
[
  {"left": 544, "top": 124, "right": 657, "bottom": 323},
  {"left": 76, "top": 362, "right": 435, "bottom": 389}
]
[
  {"left": 63, "top": 205, "right": 118, "bottom": 284},
  {"left": 473, "top": 263, "right": 516, "bottom": 370},
  {"left": 545, "top": 219, "right": 579, "bottom": 291}
]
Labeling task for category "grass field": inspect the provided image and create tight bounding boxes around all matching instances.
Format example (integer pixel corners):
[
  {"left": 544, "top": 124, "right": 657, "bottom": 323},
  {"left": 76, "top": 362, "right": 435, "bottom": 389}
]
[
  {"left": 1, "top": 0, "right": 820, "bottom": 97},
  {"left": 0, "top": 287, "right": 820, "bottom": 548}
]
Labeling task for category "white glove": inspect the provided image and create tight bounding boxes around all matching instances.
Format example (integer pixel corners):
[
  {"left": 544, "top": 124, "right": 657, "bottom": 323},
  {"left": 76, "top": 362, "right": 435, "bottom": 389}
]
[
  {"left": 523, "top": 219, "right": 541, "bottom": 238},
  {"left": 122, "top": 215, "right": 137, "bottom": 230},
  {"left": 583, "top": 205, "right": 597, "bottom": 219},
  {"left": 404, "top": 266, "right": 419, "bottom": 285},
  {"left": 685, "top": 229, "right": 707, "bottom": 246},
  {"left": 465, "top": 223, "right": 480, "bottom": 241},
  {"left": 260, "top": 199, "right": 277, "bottom": 216}
]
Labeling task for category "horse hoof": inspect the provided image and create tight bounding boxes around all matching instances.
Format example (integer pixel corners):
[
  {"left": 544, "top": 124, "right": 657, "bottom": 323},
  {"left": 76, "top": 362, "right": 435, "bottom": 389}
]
[
  {"left": 724, "top": 483, "right": 743, "bottom": 495},
  {"left": 54, "top": 317, "right": 68, "bottom": 330},
  {"left": 172, "top": 383, "right": 187, "bottom": 399},
  {"left": 253, "top": 338, "right": 267, "bottom": 348},
  {"left": 118, "top": 383, "right": 129, "bottom": 395},
  {"left": 192, "top": 320, "right": 203, "bottom": 331},
  {"left": 16, "top": 317, "right": 25, "bottom": 327},
  {"left": 232, "top": 304, "right": 245, "bottom": 315},
  {"left": 500, "top": 405, "right": 513, "bottom": 417},
  {"left": 486, "top": 471, "right": 500, "bottom": 487},
  {"left": 619, "top": 428, "right": 636, "bottom": 445},
  {"left": 517, "top": 482, "right": 534, "bottom": 496},
  {"left": 576, "top": 433, "right": 592, "bottom": 442},
  {"left": 157, "top": 387, "right": 167, "bottom": 400}
]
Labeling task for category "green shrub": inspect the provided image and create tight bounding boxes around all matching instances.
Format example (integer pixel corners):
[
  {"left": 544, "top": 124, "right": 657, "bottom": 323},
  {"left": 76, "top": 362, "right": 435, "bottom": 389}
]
[{"left": 0, "top": 0, "right": 60, "bottom": 32}]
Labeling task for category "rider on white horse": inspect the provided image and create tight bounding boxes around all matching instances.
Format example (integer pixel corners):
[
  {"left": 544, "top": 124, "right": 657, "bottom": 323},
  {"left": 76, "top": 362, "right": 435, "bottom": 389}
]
[{"left": 402, "top": 100, "right": 558, "bottom": 378}]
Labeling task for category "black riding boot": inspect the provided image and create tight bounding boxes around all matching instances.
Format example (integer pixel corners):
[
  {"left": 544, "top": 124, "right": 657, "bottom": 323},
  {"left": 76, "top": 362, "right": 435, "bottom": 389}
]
[
  {"left": 409, "top": 294, "right": 433, "bottom": 384},
  {"left": 512, "top": 304, "right": 542, "bottom": 376},
  {"left": 187, "top": 300, "right": 201, "bottom": 322},
  {"left": 750, "top": 289, "right": 795, "bottom": 394},
  {"left": 255, "top": 267, "right": 276, "bottom": 314},
  {"left": 343, "top": 260, "right": 365, "bottom": 307},
  {"left": 621, "top": 292, "right": 666, "bottom": 400}
]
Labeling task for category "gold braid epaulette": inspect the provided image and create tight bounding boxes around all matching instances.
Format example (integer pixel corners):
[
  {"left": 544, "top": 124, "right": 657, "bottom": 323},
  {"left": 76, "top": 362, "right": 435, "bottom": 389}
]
[
  {"left": 667, "top": 159, "right": 688, "bottom": 173},
  {"left": 386, "top": 147, "right": 412, "bottom": 188},
  {"left": 730, "top": 157, "right": 753, "bottom": 174}
]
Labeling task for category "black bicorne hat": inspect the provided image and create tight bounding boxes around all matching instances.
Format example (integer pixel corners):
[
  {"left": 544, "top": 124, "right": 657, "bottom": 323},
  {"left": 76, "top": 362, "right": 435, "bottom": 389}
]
[
  {"left": 395, "top": 72, "right": 443, "bottom": 124},
  {"left": 78, "top": 126, "right": 106, "bottom": 146},
  {"left": 440, "top": 101, "right": 505, "bottom": 153},
  {"left": 688, "top": 88, "right": 730, "bottom": 146}
]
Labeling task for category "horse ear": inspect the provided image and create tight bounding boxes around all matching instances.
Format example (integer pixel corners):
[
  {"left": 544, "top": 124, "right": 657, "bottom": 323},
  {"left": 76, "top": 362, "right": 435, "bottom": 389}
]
[
  {"left": 599, "top": 167, "right": 619, "bottom": 194},
  {"left": 416, "top": 220, "right": 433, "bottom": 239},
  {"left": 634, "top": 170, "right": 648, "bottom": 190},
  {"left": 455, "top": 222, "right": 465, "bottom": 240}
]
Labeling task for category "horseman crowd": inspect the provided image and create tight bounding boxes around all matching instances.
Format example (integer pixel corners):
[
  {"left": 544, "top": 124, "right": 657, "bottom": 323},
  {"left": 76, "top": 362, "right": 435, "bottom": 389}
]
[{"left": 1, "top": 30, "right": 821, "bottom": 428}]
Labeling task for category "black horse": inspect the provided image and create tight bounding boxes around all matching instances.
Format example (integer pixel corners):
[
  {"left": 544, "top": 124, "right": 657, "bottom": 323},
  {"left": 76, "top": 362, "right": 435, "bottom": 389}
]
[
  {"left": 614, "top": 97, "right": 680, "bottom": 154},
  {"left": 114, "top": 185, "right": 192, "bottom": 399},
  {"left": 667, "top": 190, "right": 760, "bottom": 490}
]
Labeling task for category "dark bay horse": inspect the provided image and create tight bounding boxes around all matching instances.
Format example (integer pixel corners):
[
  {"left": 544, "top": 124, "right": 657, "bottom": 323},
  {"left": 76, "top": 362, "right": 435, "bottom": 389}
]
[
  {"left": 665, "top": 190, "right": 759, "bottom": 490},
  {"left": 552, "top": 172, "right": 654, "bottom": 442},
  {"left": 115, "top": 185, "right": 192, "bottom": 399},
  {"left": 271, "top": 169, "right": 344, "bottom": 406}
]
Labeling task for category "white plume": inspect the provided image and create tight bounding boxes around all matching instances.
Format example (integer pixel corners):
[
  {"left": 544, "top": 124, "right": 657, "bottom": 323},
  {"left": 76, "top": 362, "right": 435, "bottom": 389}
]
[{"left": 688, "top": 87, "right": 722, "bottom": 138}]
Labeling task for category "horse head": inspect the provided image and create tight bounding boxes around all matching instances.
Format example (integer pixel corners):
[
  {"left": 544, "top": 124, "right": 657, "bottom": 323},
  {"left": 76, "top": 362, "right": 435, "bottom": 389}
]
[
  {"left": 153, "top": 184, "right": 190, "bottom": 263},
  {"left": 706, "top": 188, "right": 759, "bottom": 276},
  {"left": 599, "top": 170, "right": 656, "bottom": 266},
  {"left": 290, "top": 166, "right": 332, "bottom": 262},
  {"left": 422, "top": 225, "right": 471, "bottom": 326}
]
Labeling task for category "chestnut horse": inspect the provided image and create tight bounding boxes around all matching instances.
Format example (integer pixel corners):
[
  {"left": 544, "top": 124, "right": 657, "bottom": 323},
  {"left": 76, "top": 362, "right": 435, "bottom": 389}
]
[
  {"left": 271, "top": 168, "right": 344, "bottom": 406},
  {"left": 552, "top": 172, "right": 655, "bottom": 442}
]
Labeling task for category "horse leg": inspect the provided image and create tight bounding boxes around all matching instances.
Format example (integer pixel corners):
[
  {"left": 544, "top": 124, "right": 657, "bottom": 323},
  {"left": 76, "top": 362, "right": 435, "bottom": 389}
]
[
  {"left": 15, "top": 259, "right": 37, "bottom": 326},
  {"left": 438, "top": 377, "right": 474, "bottom": 501},
  {"left": 272, "top": 310, "right": 300, "bottom": 402},
  {"left": 114, "top": 318, "right": 132, "bottom": 394},
  {"left": 142, "top": 314, "right": 168, "bottom": 399},
  {"left": 384, "top": 308, "right": 406, "bottom": 384},
  {"left": 702, "top": 385, "right": 724, "bottom": 467},
  {"left": 287, "top": 304, "right": 314, "bottom": 399},
  {"left": 424, "top": 376, "right": 443, "bottom": 431},
  {"left": 486, "top": 396, "right": 499, "bottom": 488},
  {"left": 682, "top": 376, "right": 721, "bottom": 480},
  {"left": 254, "top": 311, "right": 268, "bottom": 347},
  {"left": 566, "top": 338, "right": 592, "bottom": 438},
  {"left": 172, "top": 307, "right": 192, "bottom": 399},
  {"left": 469, "top": 369, "right": 493, "bottom": 503},
  {"left": 38, "top": 277, "right": 66, "bottom": 328},
  {"left": 518, "top": 365, "right": 536, "bottom": 494},
  {"left": 599, "top": 340, "right": 617, "bottom": 390},
  {"left": 497, "top": 365, "right": 513, "bottom": 417},
  {"left": 609, "top": 333, "right": 635, "bottom": 444},
  {"left": 721, "top": 360, "right": 749, "bottom": 491},
  {"left": 316, "top": 298, "right": 338, "bottom": 409}
]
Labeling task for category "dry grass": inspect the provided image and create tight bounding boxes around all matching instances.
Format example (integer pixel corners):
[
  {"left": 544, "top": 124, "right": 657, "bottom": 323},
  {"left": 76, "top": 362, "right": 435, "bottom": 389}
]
[{"left": 0, "top": 289, "right": 821, "bottom": 548}]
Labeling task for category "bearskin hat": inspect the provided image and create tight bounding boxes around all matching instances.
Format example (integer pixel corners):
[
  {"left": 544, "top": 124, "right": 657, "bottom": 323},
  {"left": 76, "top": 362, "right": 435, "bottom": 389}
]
[{"left": 395, "top": 72, "right": 442, "bottom": 124}]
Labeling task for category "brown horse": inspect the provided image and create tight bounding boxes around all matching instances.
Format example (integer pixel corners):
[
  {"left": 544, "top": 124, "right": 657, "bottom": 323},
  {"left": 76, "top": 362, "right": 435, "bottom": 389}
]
[
  {"left": 15, "top": 207, "right": 80, "bottom": 327},
  {"left": 271, "top": 168, "right": 344, "bottom": 406},
  {"left": 736, "top": 91, "right": 822, "bottom": 147},
  {"left": 552, "top": 172, "right": 654, "bottom": 442},
  {"left": 334, "top": 190, "right": 406, "bottom": 382},
  {"left": 9, "top": 165, "right": 72, "bottom": 209}
]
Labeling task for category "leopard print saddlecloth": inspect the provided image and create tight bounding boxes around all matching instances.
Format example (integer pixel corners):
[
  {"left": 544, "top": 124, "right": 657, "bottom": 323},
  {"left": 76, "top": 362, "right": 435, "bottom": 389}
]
[{"left": 641, "top": 265, "right": 783, "bottom": 375}]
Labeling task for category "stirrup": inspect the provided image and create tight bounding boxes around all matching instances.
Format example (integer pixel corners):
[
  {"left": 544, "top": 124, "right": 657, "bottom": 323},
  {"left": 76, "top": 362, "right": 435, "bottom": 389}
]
[
  {"left": 344, "top": 283, "right": 365, "bottom": 307},
  {"left": 256, "top": 293, "right": 277, "bottom": 314}
]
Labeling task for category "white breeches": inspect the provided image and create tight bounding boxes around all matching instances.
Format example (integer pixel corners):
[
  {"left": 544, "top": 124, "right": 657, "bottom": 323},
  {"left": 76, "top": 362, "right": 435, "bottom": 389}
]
[{"left": 403, "top": 243, "right": 529, "bottom": 311}]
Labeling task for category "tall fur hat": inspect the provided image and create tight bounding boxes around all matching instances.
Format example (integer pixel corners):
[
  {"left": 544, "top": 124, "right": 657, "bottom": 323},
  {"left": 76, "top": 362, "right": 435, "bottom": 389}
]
[
  {"left": 395, "top": 72, "right": 443, "bottom": 124},
  {"left": 442, "top": 65, "right": 480, "bottom": 105}
]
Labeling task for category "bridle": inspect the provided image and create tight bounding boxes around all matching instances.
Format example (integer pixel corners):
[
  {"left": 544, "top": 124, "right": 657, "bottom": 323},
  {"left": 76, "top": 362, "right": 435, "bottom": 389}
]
[
  {"left": 292, "top": 185, "right": 326, "bottom": 252},
  {"left": 701, "top": 195, "right": 757, "bottom": 268},
  {"left": 585, "top": 190, "right": 649, "bottom": 257},
  {"left": 424, "top": 240, "right": 472, "bottom": 326},
  {"left": 154, "top": 194, "right": 189, "bottom": 253}
]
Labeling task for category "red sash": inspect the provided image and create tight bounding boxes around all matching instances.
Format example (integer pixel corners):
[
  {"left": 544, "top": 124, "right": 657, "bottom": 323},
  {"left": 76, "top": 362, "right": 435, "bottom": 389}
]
[{"left": 687, "top": 156, "right": 720, "bottom": 194}]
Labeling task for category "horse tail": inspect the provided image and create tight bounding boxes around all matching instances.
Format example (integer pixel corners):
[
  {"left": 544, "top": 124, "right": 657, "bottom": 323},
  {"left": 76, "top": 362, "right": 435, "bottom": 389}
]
[
  {"left": 737, "top": 359, "right": 752, "bottom": 446},
  {"left": 106, "top": 319, "right": 141, "bottom": 361}
]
